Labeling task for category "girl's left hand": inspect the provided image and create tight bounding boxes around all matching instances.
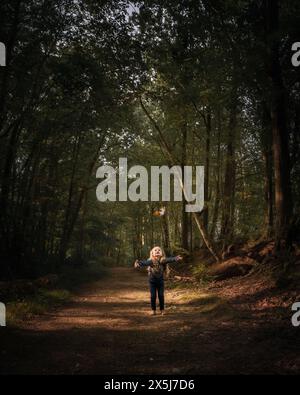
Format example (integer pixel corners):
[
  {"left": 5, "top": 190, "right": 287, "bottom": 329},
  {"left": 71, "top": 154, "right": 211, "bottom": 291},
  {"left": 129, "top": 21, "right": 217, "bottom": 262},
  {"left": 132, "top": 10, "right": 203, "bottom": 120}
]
[{"left": 176, "top": 255, "right": 183, "bottom": 262}]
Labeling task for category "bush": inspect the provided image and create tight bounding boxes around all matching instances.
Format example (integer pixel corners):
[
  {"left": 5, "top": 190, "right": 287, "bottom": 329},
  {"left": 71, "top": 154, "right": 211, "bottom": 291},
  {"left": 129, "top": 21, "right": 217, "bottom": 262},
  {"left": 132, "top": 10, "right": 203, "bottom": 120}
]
[
  {"left": 192, "top": 263, "right": 213, "bottom": 284},
  {"left": 5, "top": 260, "right": 106, "bottom": 324},
  {"left": 6, "top": 289, "right": 71, "bottom": 325}
]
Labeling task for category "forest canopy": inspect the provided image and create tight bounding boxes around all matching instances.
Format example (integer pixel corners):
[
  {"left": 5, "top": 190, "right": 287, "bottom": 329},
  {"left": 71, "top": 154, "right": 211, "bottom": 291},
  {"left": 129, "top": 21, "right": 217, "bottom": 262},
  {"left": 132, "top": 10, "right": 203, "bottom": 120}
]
[{"left": 0, "top": 0, "right": 299, "bottom": 279}]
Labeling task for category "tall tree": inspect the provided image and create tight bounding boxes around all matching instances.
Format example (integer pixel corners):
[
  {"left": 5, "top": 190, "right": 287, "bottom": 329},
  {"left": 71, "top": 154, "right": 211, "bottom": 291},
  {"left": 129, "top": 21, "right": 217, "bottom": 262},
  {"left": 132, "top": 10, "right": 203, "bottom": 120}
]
[{"left": 264, "top": 0, "right": 293, "bottom": 249}]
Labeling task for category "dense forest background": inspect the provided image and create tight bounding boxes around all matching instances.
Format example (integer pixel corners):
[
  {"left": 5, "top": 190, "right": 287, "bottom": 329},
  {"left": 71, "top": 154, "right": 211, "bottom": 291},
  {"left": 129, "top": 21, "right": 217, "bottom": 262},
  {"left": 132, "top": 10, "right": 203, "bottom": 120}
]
[{"left": 0, "top": 0, "right": 299, "bottom": 280}]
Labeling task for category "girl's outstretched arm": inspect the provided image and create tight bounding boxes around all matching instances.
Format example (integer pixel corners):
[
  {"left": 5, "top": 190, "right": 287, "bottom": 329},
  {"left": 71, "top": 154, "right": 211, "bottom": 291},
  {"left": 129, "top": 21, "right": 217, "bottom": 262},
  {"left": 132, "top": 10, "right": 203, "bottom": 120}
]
[
  {"left": 134, "top": 259, "right": 153, "bottom": 268},
  {"left": 164, "top": 256, "right": 183, "bottom": 264}
]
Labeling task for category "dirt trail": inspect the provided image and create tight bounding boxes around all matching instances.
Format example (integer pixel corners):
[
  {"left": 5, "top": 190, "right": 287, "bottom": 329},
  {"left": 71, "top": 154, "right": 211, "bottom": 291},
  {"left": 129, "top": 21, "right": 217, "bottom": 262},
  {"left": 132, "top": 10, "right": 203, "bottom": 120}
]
[{"left": 1, "top": 267, "right": 299, "bottom": 375}]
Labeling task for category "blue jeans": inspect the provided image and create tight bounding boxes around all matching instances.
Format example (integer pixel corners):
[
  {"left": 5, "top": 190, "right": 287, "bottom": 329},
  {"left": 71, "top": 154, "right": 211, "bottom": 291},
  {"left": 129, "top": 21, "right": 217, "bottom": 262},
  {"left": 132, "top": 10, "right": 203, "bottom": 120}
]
[{"left": 149, "top": 277, "right": 164, "bottom": 311}]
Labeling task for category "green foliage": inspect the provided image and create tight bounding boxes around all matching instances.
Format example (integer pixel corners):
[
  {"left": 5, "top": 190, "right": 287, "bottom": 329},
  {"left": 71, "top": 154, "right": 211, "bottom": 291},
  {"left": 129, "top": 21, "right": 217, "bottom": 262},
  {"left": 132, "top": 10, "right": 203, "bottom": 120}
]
[
  {"left": 191, "top": 264, "right": 214, "bottom": 285},
  {"left": 6, "top": 289, "right": 71, "bottom": 325},
  {"left": 6, "top": 260, "right": 106, "bottom": 324},
  {"left": 0, "top": 0, "right": 299, "bottom": 279}
]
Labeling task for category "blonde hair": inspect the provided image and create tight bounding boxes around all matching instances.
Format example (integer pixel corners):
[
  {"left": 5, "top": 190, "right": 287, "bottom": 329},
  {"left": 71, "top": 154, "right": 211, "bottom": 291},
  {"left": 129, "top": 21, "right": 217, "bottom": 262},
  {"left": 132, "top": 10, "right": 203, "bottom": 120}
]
[{"left": 149, "top": 246, "right": 166, "bottom": 262}]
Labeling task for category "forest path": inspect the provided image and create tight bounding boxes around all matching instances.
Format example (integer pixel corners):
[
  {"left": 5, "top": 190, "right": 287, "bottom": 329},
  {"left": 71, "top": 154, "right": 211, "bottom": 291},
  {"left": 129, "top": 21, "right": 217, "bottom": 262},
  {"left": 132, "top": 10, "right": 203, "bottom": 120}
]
[{"left": 1, "top": 267, "right": 298, "bottom": 374}]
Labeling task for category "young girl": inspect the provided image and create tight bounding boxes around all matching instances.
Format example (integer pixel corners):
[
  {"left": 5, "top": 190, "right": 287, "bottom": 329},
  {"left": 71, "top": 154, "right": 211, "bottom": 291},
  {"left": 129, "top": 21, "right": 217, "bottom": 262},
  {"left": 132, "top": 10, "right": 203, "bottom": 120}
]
[{"left": 134, "top": 246, "right": 183, "bottom": 315}]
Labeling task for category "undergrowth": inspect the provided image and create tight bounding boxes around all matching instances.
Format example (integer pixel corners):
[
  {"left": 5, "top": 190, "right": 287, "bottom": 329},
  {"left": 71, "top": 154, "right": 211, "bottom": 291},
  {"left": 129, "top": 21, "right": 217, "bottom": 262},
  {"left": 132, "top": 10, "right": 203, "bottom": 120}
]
[{"left": 6, "top": 261, "right": 107, "bottom": 325}]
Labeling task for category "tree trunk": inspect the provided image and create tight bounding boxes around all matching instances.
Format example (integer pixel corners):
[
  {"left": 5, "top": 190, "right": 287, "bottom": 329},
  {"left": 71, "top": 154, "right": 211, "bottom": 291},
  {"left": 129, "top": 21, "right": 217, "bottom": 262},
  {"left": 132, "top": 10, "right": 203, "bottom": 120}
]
[
  {"left": 192, "top": 212, "right": 220, "bottom": 262},
  {"left": 265, "top": 0, "right": 293, "bottom": 249},
  {"left": 210, "top": 110, "right": 222, "bottom": 239},
  {"left": 261, "top": 103, "right": 274, "bottom": 238},
  {"left": 203, "top": 107, "right": 211, "bottom": 231},
  {"left": 77, "top": 188, "right": 88, "bottom": 263},
  {"left": 0, "top": 120, "right": 21, "bottom": 222},
  {"left": 221, "top": 90, "right": 238, "bottom": 248},
  {"left": 161, "top": 210, "right": 171, "bottom": 255},
  {"left": 181, "top": 121, "right": 189, "bottom": 251},
  {"left": 59, "top": 132, "right": 82, "bottom": 263}
]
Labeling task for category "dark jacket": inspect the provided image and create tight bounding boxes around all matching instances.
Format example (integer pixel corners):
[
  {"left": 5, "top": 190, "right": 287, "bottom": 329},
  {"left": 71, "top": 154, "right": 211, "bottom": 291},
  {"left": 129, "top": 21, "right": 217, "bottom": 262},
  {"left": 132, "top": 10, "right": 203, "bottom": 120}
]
[{"left": 137, "top": 257, "right": 177, "bottom": 280}]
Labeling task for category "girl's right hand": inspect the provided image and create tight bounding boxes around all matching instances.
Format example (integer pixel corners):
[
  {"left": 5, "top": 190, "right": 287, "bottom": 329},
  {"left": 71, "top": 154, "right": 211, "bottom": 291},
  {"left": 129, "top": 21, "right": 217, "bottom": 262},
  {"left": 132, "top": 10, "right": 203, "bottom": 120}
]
[{"left": 134, "top": 260, "right": 140, "bottom": 268}]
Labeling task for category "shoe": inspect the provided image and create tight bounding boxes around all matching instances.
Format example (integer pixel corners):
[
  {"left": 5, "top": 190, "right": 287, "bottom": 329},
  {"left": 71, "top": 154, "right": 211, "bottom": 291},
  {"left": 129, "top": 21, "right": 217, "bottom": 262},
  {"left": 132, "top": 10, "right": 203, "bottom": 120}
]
[
  {"left": 160, "top": 310, "right": 165, "bottom": 316},
  {"left": 151, "top": 310, "right": 156, "bottom": 316}
]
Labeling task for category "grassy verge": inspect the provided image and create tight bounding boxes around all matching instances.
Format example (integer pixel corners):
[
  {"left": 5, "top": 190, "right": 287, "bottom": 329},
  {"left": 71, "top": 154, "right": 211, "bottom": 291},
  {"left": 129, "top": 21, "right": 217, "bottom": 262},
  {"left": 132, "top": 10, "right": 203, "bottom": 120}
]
[
  {"left": 167, "top": 279, "right": 237, "bottom": 319},
  {"left": 6, "top": 289, "right": 71, "bottom": 325},
  {"left": 6, "top": 261, "right": 107, "bottom": 326}
]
